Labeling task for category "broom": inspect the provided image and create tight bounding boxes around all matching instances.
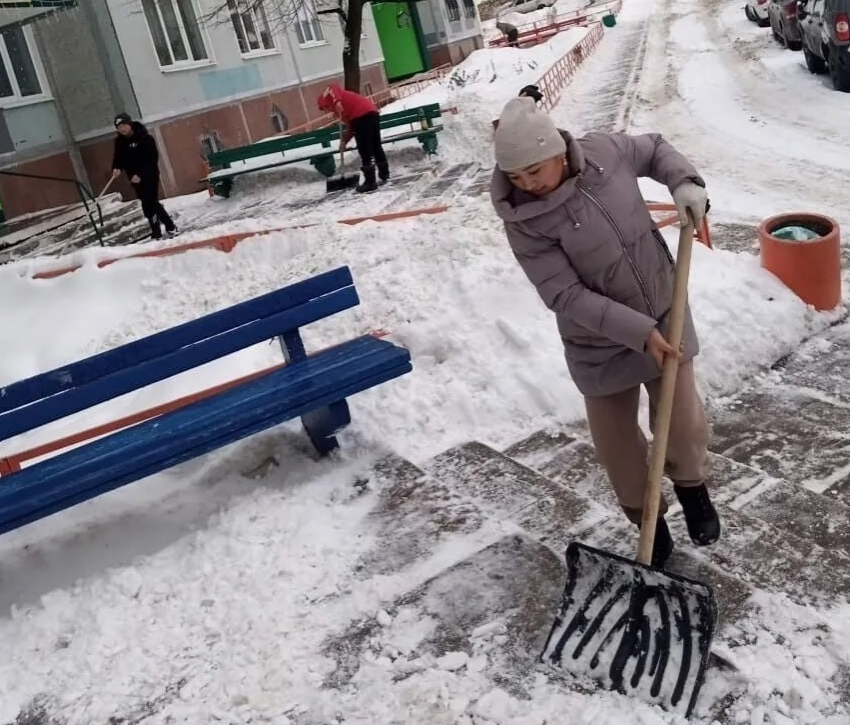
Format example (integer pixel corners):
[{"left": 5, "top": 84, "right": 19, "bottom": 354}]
[{"left": 326, "top": 123, "right": 359, "bottom": 193}]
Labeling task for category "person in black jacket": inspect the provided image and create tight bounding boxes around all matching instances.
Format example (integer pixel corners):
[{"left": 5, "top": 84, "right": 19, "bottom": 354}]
[{"left": 111, "top": 113, "right": 177, "bottom": 239}]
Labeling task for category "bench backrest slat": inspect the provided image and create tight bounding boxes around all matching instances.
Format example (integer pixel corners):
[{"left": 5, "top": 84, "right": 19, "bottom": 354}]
[
  {"left": 0, "top": 266, "right": 354, "bottom": 418},
  {"left": 0, "top": 286, "right": 360, "bottom": 441},
  {"left": 209, "top": 128, "right": 338, "bottom": 166}
]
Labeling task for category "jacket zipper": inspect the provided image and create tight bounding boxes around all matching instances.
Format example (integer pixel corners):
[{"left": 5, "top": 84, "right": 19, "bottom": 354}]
[
  {"left": 651, "top": 228, "right": 675, "bottom": 266},
  {"left": 578, "top": 185, "right": 656, "bottom": 318}
]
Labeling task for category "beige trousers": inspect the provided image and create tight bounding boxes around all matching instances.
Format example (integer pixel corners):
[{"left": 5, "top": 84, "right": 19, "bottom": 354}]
[{"left": 584, "top": 361, "right": 711, "bottom": 524}]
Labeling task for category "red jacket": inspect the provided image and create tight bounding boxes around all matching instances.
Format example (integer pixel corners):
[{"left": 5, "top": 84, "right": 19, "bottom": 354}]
[{"left": 317, "top": 84, "right": 378, "bottom": 143}]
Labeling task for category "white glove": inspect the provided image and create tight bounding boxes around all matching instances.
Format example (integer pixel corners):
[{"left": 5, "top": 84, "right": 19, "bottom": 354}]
[{"left": 672, "top": 181, "right": 708, "bottom": 227}]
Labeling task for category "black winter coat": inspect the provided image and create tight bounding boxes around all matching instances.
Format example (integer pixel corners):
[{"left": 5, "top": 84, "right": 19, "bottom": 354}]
[{"left": 112, "top": 122, "right": 160, "bottom": 180}]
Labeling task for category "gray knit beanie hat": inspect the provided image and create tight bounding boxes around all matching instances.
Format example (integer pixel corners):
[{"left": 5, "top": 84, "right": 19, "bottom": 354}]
[{"left": 494, "top": 97, "right": 567, "bottom": 172}]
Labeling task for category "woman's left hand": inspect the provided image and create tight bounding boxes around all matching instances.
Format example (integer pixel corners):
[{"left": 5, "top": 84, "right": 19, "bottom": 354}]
[{"left": 672, "top": 181, "right": 708, "bottom": 227}]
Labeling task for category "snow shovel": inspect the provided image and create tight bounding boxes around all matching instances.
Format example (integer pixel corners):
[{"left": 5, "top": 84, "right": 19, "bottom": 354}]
[
  {"left": 540, "top": 215, "right": 717, "bottom": 719},
  {"left": 326, "top": 125, "right": 358, "bottom": 193}
]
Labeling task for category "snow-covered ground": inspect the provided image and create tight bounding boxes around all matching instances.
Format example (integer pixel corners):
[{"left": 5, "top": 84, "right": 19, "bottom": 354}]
[{"left": 2, "top": 0, "right": 850, "bottom": 722}]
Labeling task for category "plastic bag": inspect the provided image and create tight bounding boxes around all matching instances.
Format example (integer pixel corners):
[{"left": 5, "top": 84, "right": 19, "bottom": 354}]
[{"left": 772, "top": 225, "right": 820, "bottom": 242}]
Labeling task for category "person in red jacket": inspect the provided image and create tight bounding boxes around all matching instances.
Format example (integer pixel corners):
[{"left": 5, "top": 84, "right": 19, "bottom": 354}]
[{"left": 317, "top": 84, "right": 389, "bottom": 193}]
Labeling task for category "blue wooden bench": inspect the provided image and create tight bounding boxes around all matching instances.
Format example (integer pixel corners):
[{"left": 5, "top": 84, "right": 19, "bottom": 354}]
[{"left": 0, "top": 266, "right": 411, "bottom": 536}]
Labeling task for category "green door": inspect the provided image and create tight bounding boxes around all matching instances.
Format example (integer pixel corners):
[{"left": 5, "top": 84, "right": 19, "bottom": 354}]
[{"left": 372, "top": 2, "right": 426, "bottom": 81}]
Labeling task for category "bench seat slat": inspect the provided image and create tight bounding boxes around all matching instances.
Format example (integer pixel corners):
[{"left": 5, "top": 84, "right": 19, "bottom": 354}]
[
  {"left": 0, "top": 336, "right": 411, "bottom": 534},
  {"left": 0, "top": 266, "right": 354, "bottom": 414}
]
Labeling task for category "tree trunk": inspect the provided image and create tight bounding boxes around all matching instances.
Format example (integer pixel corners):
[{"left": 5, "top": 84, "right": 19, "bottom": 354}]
[{"left": 342, "top": 0, "right": 364, "bottom": 91}]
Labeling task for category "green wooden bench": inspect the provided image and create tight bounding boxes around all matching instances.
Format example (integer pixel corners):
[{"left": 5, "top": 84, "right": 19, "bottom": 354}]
[{"left": 201, "top": 103, "right": 445, "bottom": 198}]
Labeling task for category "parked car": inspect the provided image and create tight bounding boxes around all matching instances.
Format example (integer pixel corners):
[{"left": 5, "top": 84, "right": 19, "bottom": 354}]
[
  {"left": 746, "top": 0, "right": 771, "bottom": 25},
  {"left": 768, "top": 0, "right": 804, "bottom": 49},
  {"left": 797, "top": 0, "right": 850, "bottom": 91},
  {"left": 497, "top": 0, "right": 555, "bottom": 15}
]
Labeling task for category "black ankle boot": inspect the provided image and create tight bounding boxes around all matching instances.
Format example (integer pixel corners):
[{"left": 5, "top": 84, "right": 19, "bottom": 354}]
[
  {"left": 674, "top": 483, "right": 721, "bottom": 546},
  {"left": 356, "top": 165, "right": 378, "bottom": 193},
  {"left": 637, "top": 517, "right": 674, "bottom": 568}
]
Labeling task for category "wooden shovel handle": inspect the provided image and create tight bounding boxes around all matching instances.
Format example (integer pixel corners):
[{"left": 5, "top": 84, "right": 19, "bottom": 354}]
[{"left": 636, "top": 215, "right": 696, "bottom": 565}]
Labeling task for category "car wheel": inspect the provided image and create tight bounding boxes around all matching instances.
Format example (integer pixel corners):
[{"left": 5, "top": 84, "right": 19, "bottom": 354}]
[
  {"left": 829, "top": 55, "right": 850, "bottom": 92},
  {"left": 803, "top": 46, "right": 827, "bottom": 73},
  {"left": 745, "top": 4, "right": 756, "bottom": 21}
]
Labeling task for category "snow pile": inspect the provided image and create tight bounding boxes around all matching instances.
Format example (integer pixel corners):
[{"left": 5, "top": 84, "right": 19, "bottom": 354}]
[
  {"left": 380, "top": 26, "right": 589, "bottom": 165},
  {"left": 0, "top": 204, "right": 827, "bottom": 466}
]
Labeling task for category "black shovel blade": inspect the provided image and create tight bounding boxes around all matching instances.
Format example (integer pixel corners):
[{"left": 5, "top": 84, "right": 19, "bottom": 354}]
[
  {"left": 326, "top": 175, "right": 358, "bottom": 193},
  {"left": 540, "top": 541, "right": 716, "bottom": 718}
]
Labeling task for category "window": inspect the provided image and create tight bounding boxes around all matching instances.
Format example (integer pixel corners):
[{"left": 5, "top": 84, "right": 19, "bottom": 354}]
[
  {"left": 142, "top": 0, "right": 209, "bottom": 67},
  {"left": 444, "top": 0, "right": 460, "bottom": 22},
  {"left": 295, "top": 0, "right": 325, "bottom": 44},
  {"left": 462, "top": 0, "right": 476, "bottom": 19},
  {"left": 0, "top": 26, "right": 44, "bottom": 104},
  {"left": 200, "top": 131, "right": 224, "bottom": 159},
  {"left": 228, "top": 0, "right": 275, "bottom": 54}
]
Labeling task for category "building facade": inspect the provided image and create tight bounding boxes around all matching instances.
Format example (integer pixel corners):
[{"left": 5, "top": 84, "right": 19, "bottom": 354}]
[
  {"left": 0, "top": 0, "right": 389, "bottom": 218},
  {"left": 416, "top": 0, "right": 482, "bottom": 67},
  {"left": 370, "top": 0, "right": 482, "bottom": 83}
]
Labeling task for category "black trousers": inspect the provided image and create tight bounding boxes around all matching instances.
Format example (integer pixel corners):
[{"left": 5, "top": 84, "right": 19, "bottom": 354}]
[
  {"left": 132, "top": 174, "right": 174, "bottom": 235},
  {"left": 350, "top": 111, "right": 387, "bottom": 170}
]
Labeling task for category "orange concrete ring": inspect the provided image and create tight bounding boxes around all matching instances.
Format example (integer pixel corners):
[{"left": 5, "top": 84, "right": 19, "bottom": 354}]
[{"left": 758, "top": 212, "right": 841, "bottom": 312}]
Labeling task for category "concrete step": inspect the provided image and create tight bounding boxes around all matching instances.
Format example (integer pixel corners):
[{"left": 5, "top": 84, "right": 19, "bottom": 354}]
[
  {"left": 426, "top": 440, "right": 752, "bottom": 628},
  {"left": 321, "top": 450, "right": 741, "bottom": 721},
  {"left": 503, "top": 429, "right": 850, "bottom": 607},
  {"left": 322, "top": 532, "right": 566, "bottom": 694},
  {"left": 355, "top": 453, "right": 487, "bottom": 578},
  {"left": 709, "top": 386, "right": 850, "bottom": 496},
  {"left": 319, "top": 453, "right": 567, "bottom": 696},
  {"left": 426, "top": 440, "right": 612, "bottom": 548}
]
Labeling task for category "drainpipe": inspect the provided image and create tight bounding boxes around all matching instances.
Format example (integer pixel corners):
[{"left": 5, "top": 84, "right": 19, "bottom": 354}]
[
  {"left": 282, "top": 27, "right": 311, "bottom": 125},
  {"left": 409, "top": 1, "right": 431, "bottom": 71},
  {"left": 30, "top": 23, "right": 92, "bottom": 194}
]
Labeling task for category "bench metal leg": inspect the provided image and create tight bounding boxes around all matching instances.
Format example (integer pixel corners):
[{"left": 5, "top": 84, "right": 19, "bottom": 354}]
[
  {"left": 418, "top": 133, "right": 439, "bottom": 156},
  {"left": 212, "top": 179, "right": 233, "bottom": 198},
  {"left": 311, "top": 155, "right": 337, "bottom": 178},
  {"left": 301, "top": 400, "right": 351, "bottom": 455}
]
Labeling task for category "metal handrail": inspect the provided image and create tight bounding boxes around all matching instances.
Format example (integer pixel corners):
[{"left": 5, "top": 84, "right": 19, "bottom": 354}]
[{"left": 0, "top": 169, "right": 105, "bottom": 246}]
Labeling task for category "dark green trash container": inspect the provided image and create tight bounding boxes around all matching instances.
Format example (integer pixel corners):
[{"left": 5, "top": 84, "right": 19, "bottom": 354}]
[{"left": 602, "top": 12, "right": 616, "bottom": 27}]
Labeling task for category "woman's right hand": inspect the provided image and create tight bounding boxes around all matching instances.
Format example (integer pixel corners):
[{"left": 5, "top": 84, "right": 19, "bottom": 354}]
[{"left": 646, "top": 328, "right": 681, "bottom": 369}]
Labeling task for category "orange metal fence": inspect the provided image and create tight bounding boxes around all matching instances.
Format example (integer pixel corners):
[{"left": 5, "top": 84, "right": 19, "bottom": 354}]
[
  {"left": 32, "top": 205, "right": 450, "bottom": 281},
  {"left": 488, "top": 0, "right": 621, "bottom": 48},
  {"left": 647, "top": 203, "right": 712, "bottom": 248},
  {"left": 537, "top": 22, "right": 604, "bottom": 111}
]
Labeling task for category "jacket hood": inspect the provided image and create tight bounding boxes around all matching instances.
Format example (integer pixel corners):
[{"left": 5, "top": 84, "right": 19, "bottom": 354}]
[
  {"left": 317, "top": 83, "right": 343, "bottom": 111},
  {"left": 490, "top": 130, "right": 585, "bottom": 223}
]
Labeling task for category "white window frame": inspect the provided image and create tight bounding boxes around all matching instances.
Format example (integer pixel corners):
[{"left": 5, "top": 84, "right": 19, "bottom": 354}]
[
  {"left": 295, "top": 0, "right": 326, "bottom": 46},
  {"left": 228, "top": 0, "right": 278, "bottom": 56},
  {"left": 141, "top": 0, "right": 213, "bottom": 71},
  {"left": 0, "top": 25, "right": 50, "bottom": 108}
]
